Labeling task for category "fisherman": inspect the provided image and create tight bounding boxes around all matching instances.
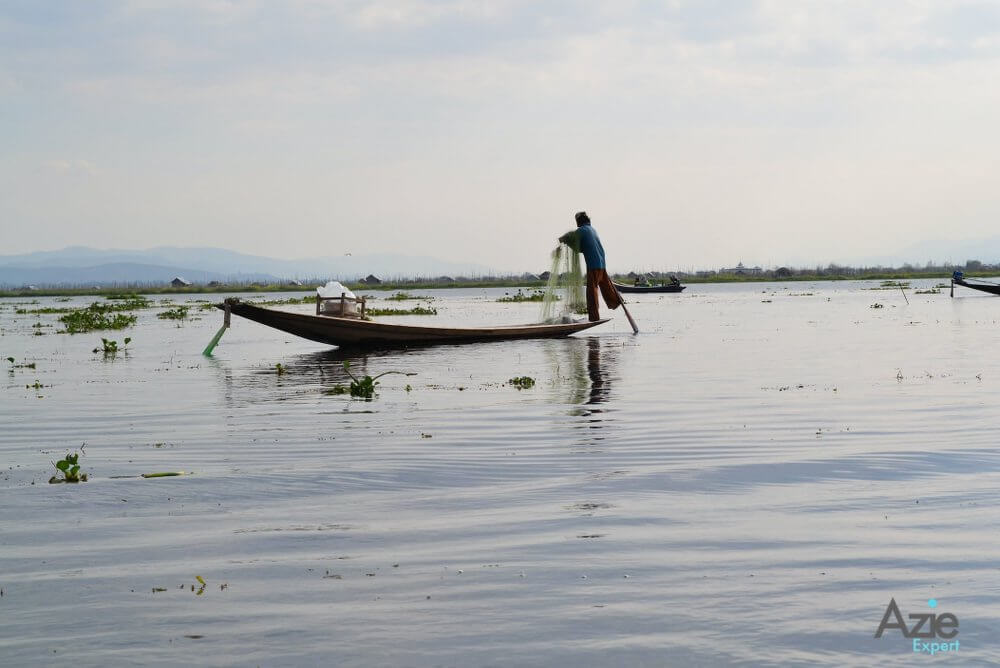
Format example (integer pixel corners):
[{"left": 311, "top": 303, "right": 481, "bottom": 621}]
[{"left": 559, "top": 211, "right": 621, "bottom": 321}]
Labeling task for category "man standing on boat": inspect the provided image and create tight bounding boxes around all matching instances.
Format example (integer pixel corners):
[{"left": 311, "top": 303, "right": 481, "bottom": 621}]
[{"left": 559, "top": 211, "right": 621, "bottom": 321}]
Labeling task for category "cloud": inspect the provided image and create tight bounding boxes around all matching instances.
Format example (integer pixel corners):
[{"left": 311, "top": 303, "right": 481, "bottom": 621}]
[{"left": 4, "top": 1, "right": 1000, "bottom": 266}]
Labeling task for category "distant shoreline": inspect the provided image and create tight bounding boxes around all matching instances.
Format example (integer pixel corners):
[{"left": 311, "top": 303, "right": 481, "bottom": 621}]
[{"left": 0, "top": 270, "right": 980, "bottom": 298}]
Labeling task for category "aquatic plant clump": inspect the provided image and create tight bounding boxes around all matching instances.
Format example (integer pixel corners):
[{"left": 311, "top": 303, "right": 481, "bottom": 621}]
[
  {"left": 157, "top": 306, "right": 190, "bottom": 320},
  {"left": 49, "top": 452, "right": 88, "bottom": 484},
  {"left": 102, "top": 296, "right": 151, "bottom": 310},
  {"left": 93, "top": 337, "right": 131, "bottom": 356},
  {"left": 385, "top": 292, "right": 432, "bottom": 301},
  {"left": 59, "top": 303, "right": 138, "bottom": 333},
  {"left": 15, "top": 306, "right": 75, "bottom": 315},
  {"left": 254, "top": 296, "right": 313, "bottom": 306},
  {"left": 508, "top": 376, "right": 536, "bottom": 390},
  {"left": 367, "top": 306, "right": 437, "bottom": 317},
  {"left": 330, "top": 361, "right": 415, "bottom": 400},
  {"left": 6, "top": 357, "right": 36, "bottom": 370},
  {"left": 497, "top": 290, "right": 549, "bottom": 303}
]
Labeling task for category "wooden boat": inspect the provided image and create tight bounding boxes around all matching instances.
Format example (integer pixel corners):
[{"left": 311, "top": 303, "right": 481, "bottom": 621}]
[
  {"left": 217, "top": 298, "right": 608, "bottom": 347},
  {"left": 613, "top": 282, "right": 685, "bottom": 294},
  {"left": 951, "top": 274, "right": 1000, "bottom": 296}
]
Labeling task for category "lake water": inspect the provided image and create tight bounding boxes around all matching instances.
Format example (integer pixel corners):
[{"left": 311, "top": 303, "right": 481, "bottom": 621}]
[{"left": 2, "top": 280, "right": 1000, "bottom": 666}]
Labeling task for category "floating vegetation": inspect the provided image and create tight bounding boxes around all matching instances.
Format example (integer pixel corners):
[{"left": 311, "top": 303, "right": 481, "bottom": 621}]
[
  {"left": 274, "top": 363, "right": 287, "bottom": 375},
  {"left": 6, "top": 357, "right": 36, "bottom": 370},
  {"left": 106, "top": 293, "right": 143, "bottom": 301},
  {"left": 93, "top": 337, "right": 131, "bottom": 356},
  {"left": 254, "top": 295, "right": 313, "bottom": 306},
  {"left": 334, "top": 361, "right": 414, "bottom": 400},
  {"left": 15, "top": 306, "right": 75, "bottom": 315},
  {"left": 198, "top": 302, "right": 217, "bottom": 311},
  {"left": 141, "top": 471, "right": 186, "bottom": 478},
  {"left": 103, "top": 296, "right": 151, "bottom": 309},
  {"left": 509, "top": 376, "right": 536, "bottom": 390},
  {"left": 49, "top": 451, "right": 88, "bottom": 484},
  {"left": 157, "top": 306, "right": 190, "bottom": 320},
  {"left": 788, "top": 293, "right": 814, "bottom": 297},
  {"left": 367, "top": 306, "right": 437, "bottom": 316},
  {"left": 385, "top": 291, "right": 431, "bottom": 301},
  {"left": 870, "top": 280, "right": 911, "bottom": 290},
  {"left": 61, "top": 309, "right": 136, "bottom": 333},
  {"left": 59, "top": 302, "right": 140, "bottom": 333},
  {"left": 914, "top": 288, "right": 941, "bottom": 294},
  {"left": 870, "top": 303, "right": 884, "bottom": 309},
  {"left": 498, "top": 289, "right": 549, "bottom": 303}
]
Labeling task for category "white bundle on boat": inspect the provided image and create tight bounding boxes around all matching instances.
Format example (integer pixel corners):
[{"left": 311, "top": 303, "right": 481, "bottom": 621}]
[{"left": 317, "top": 281, "right": 358, "bottom": 316}]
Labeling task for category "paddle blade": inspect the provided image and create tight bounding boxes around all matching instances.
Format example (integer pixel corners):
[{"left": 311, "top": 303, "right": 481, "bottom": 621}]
[{"left": 202, "top": 324, "right": 227, "bottom": 356}]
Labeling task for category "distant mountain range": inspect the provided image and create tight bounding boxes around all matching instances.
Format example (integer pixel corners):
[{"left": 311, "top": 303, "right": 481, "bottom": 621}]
[{"left": 0, "top": 246, "right": 497, "bottom": 287}]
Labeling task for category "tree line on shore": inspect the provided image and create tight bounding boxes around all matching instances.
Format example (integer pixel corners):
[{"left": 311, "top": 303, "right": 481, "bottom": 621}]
[{"left": 1, "top": 260, "right": 994, "bottom": 297}]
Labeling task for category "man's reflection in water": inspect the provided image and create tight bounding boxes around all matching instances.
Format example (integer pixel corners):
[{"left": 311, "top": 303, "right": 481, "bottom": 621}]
[
  {"left": 565, "top": 336, "right": 617, "bottom": 427},
  {"left": 586, "top": 337, "right": 610, "bottom": 407}
]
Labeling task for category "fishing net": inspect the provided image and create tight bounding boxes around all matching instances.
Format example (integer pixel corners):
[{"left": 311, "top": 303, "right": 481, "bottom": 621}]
[{"left": 540, "top": 244, "right": 586, "bottom": 323}]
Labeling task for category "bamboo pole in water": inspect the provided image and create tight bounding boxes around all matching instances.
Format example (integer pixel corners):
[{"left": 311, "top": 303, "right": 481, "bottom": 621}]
[{"left": 614, "top": 286, "right": 640, "bottom": 334}]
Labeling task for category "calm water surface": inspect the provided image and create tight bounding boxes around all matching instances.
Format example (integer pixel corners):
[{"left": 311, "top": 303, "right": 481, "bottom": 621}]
[{"left": 2, "top": 281, "right": 1000, "bottom": 666}]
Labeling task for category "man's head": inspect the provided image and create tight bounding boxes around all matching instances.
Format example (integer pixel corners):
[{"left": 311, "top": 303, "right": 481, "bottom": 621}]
[{"left": 575, "top": 211, "right": 591, "bottom": 227}]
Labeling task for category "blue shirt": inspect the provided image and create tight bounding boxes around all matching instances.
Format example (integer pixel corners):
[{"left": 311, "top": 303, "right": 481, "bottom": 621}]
[{"left": 561, "top": 225, "right": 606, "bottom": 270}]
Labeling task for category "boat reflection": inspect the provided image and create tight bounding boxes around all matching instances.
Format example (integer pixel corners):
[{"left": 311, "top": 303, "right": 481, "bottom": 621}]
[
  {"left": 209, "top": 336, "right": 620, "bottom": 417},
  {"left": 206, "top": 346, "right": 413, "bottom": 408}
]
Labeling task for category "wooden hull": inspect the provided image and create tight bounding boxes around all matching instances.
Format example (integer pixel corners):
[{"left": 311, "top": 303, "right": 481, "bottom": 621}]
[
  {"left": 613, "top": 282, "right": 685, "bottom": 294},
  {"left": 953, "top": 278, "right": 1000, "bottom": 296},
  {"left": 219, "top": 300, "right": 608, "bottom": 347}
]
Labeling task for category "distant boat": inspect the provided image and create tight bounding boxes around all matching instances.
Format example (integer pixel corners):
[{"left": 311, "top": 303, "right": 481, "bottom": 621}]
[
  {"left": 613, "top": 282, "right": 685, "bottom": 294},
  {"left": 217, "top": 299, "right": 608, "bottom": 348},
  {"left": 951, "top": 272, "right": 1000, "bottom": 296}
]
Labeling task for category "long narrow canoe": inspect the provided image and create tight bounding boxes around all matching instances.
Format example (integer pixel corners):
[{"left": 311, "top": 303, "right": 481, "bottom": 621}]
[
  {"left": 218, "top": 299, "right": 608, "bottom": 347},
  {"left": 952, "top": 277, "right": 1000, "bottom": 296},
  {"left": 613, "top": 282, "right": 685, "bottom": 294}
]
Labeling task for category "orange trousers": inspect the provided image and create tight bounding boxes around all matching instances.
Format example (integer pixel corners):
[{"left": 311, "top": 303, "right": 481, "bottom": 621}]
[{"left": 586, "top": 268, "right": 621, "bottom": 321}]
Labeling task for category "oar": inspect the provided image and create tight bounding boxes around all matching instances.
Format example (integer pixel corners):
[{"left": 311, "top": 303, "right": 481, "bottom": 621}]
[
  {"left": 202, "top": 303, "right": 231, "bottom": 356},
  {"left": 613, "top": 285, "right": 639, "bottom": 334}
]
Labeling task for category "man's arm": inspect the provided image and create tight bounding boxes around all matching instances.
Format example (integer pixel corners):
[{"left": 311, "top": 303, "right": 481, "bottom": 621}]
[{"left": 558, "top": 229, "right": 580, "bottom": 252}]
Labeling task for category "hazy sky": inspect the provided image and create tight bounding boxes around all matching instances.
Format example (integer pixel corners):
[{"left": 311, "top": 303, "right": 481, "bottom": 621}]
[{"left": 3, "top": 1, "right": 1000, "bottom": 272}]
